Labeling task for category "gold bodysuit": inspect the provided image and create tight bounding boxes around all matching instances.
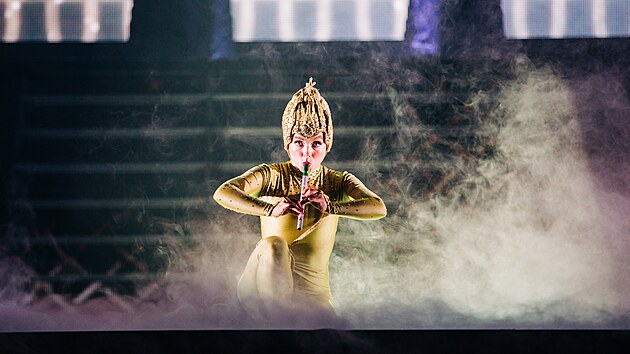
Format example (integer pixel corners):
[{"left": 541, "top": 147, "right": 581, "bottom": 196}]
[{"left": 214, "top": 161, "right": 386, "bottom": 308}]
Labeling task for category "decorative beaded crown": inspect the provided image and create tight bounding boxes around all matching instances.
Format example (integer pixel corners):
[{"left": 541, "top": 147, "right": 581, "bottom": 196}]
[{"left": 282, "top": 78, "right": 333, "bottom": 152}]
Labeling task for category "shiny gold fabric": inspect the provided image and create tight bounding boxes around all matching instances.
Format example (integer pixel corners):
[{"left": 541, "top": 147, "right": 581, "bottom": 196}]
[
  {"left": 282, "top": 78, "right": 333, "bottom": 152},
  {"left": 213, "top": 161, "right": 386, "bottom": 306}
]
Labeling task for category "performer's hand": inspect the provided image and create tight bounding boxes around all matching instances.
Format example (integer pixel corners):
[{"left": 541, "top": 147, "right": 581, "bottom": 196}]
[
  {"left": 270, "top": 196, "right": 303, "bottom": 217},
  {"left": 301, "top": 187, "right": 328, "bottom": 213}
]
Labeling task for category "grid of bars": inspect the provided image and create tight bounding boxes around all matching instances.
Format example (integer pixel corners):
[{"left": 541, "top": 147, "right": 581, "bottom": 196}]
[
  {"left": 5, "top": 62, "right": 497, "bottom": 308},
  {"left": 0, "top": 0, "right": 133, "bottom": 42}
]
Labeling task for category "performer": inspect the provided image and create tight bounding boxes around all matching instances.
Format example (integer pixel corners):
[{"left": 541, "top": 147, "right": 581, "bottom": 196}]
[{"left": 213, "top": 78, "right": 386, "bottom": 322}]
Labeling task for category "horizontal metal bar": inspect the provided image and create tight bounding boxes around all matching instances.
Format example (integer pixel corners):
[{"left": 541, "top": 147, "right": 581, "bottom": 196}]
[
  {"left": 22, "top": 128, "right": 209, "bottom": 139},
  {"left": 13, "top": 159, "right": 396, "bottom": 176},
  {"left": 19, "top": 126, "right": 397, "bottom": 140},
  {"left": 29, "top": 235, "right": 189, "bottom": 246},
  {"left": 28, "top": 233, "right": 259, "bottom": 245},
  {"left": 14, "top": 157, "right": 454, "bottom": 176},
  {"left": 33, "top": 273, "right": 165, "bottom": 282},
  {"left": 13, "top": 197, "right": 208, "bottom": 209},
  {"left": 22, "top": 94, "right": 213, "bottom": 106},
  {"left": 21, "top": 91, "right": 458, "bottom": 106},
  {"left": 14, "top": 162, "right": 207, "bottom": 174},
  {"left": 211, "top": 92, "right": 451, "bottom": 102}
]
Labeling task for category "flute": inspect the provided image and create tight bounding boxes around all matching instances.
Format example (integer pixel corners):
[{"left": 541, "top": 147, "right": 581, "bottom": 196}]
[{"left": 297, "top": 162, "right": 310, "bottom": 230}]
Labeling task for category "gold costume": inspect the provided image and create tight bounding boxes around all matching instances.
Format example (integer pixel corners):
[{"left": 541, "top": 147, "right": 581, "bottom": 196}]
[
  {"left": 282, "top": 78, "right": 334, "bottom": 152},
  {"left": 214, "top": 162, "right": 386, "bottom": 310},
  {"left": 213, "top": 78, "right": 386, "bottom": 319}
]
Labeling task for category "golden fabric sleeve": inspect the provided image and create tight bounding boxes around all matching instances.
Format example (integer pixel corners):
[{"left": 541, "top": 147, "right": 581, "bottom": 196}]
[
  {"left": 327, "top": 172, "right": 387, "bottom": 220},
  {"left": 213, "top": 164, "right": 276, "bottom": 217}
]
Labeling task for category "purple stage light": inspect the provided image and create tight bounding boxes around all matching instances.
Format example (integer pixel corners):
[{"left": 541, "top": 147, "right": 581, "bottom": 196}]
[{"left": 408, "top": 0, "right": 440, "bottom": 55}]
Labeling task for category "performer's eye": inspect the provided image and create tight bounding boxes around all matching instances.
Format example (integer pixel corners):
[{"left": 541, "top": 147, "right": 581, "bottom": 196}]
[
  {"left": 312, "top": 141, "right": 322, "bottom": 148},
  {"left": 294, "top": 140, "right": 303, "bottom": 147}
]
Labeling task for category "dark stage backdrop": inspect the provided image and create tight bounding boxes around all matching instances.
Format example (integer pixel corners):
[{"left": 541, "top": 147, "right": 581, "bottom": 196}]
[{"left": 1, "top": 0, "right": 630, "bottom": 336}]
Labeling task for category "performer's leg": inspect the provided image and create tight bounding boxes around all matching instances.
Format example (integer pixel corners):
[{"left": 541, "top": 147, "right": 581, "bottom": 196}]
[
  {"left": 237, "top": 236, "right": 293, "bottom": 319},
  {"left": 236, "top": 243, "right": 264, "bottom": 319},
  {"left": 256, "top": 236, "right": 294, "bottom": 302}
]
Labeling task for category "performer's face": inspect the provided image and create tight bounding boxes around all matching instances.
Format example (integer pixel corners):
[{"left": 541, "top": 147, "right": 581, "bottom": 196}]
[{"left": 288, "top": 132, "right": 328, "bottom": 171}]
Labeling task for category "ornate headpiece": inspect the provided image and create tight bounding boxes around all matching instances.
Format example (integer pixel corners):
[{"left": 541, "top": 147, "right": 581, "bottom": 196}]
[{"left": 282, "top": 78, "right": 333, "bottom": 152}]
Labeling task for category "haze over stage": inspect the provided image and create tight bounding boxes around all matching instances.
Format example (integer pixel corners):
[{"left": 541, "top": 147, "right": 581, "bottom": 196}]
[{"left": 1, "top": 0, "right": 630, "bottom": 334}]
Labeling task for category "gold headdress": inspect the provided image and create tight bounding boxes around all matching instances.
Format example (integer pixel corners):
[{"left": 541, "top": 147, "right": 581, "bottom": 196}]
[{"left": 282, "top": 78, "right": 333, "bottom": 152}]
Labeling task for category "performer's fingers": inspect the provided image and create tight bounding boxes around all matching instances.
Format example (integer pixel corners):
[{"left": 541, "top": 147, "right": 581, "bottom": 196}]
[
  {"left": 271, "top": 201, "right": 293, "bottom": 217},
  {"left": 301, "top": 190, "right": 321, "bottom": 204},
  {"left": 277, "top": 203, "right": 291, "bottom": 216},
  {"left": 288, "top": 206, "right": 302, "bottom": 216},
  {"left": 304, "top": 194, "right": 323, "bottom": 205},
  {"left": 283, "top": 198, "right": 303, "bottom": 212},
  {"left": 285, "top": 197, "right": 302, "bottom": 209},
  {"left": 302, "top": 187, "right": 320, "bottom": 198}
]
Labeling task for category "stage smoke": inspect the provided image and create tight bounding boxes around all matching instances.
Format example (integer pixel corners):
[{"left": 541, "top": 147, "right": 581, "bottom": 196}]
[
  {"left": 330, "top": 57, "right": 630, "bottom": 328},
  {"left": 2, "top": 1, "right": 629, "bottom": 331}
]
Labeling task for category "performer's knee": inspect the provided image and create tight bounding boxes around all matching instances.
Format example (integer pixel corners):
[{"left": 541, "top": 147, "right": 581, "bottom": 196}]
[{"left": 260, "top": 236, "right": 289, "bottom": 258}]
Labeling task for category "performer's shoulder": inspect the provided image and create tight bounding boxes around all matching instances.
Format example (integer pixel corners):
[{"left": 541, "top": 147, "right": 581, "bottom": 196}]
[
  {"left": 322, "top": 165, "right": 354, "bottom": 181},
  {"left": 244, "top": 163, "right": 271, "bottom": 173},
  {"left": 262, "top": 162, "right": 294, "bottom": 178},
  {"left": 266, "top": 161, "right": 289, "bottom": 171}
]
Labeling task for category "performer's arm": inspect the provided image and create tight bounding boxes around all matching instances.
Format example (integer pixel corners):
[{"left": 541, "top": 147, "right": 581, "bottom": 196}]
[
  {"left": 327, "top": 172, "right": 387, "bottom": 220},
  {"left": 213, "top": 165, "right": 276, "bottom": 216}
]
